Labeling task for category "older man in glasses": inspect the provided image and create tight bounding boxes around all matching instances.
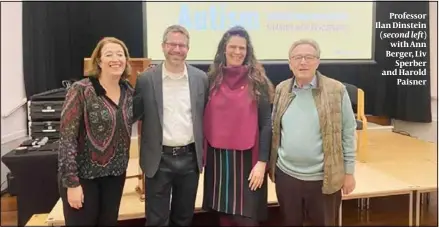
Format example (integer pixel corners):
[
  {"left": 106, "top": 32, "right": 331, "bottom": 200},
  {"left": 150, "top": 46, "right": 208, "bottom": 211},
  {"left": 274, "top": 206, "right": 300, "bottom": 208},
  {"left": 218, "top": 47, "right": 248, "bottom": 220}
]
[{"left": 269, "top": 38, "right": 357, "bottom": 226}]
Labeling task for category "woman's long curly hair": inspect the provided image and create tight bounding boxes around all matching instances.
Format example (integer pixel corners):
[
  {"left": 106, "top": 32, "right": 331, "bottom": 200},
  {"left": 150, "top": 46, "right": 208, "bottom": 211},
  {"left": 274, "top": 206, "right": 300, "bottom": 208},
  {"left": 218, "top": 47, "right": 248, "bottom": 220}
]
[{"left": 207, "top": 26, "right": 274, "bottom": 103}]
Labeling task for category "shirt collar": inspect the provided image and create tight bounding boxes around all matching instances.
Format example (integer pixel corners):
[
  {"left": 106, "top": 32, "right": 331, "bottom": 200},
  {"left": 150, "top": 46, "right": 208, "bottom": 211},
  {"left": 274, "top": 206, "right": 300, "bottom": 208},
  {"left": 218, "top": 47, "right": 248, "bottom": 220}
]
[
  {"left": 292, "top": 75, "right": 317, "bottom": 90},
  {"left": 162, "top": 63, "right": 188, "bottom": 80},
  {"left": 89, "top": 76, "right": 126, "bottom": 96}
]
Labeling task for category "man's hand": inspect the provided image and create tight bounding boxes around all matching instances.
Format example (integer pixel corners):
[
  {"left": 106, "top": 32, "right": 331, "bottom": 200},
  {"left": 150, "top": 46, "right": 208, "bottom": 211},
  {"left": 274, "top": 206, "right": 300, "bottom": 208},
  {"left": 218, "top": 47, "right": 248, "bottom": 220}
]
[
  {"left": 342, "top": 174, "right": 356, "bottom": 195},
  {"left": 248, "top": 161, "right": 266, "bottom": 191}
]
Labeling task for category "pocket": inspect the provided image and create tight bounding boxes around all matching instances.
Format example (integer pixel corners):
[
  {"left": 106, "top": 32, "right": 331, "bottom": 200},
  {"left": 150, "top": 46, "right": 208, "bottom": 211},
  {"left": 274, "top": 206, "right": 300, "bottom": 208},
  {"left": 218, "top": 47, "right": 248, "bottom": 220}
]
[
  {"left": 159, "top": 155, "right": 174, "bottom": 172},
  {"left": 178, "top": 152, "right": 198, "bottom": 173}
]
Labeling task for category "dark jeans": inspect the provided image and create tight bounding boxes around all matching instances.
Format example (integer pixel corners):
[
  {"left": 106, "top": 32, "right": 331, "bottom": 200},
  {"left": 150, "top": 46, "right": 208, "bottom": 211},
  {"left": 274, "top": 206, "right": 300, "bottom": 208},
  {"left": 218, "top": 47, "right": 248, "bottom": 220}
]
[
  {"left": 145, "top": 144, "right": 200, "bottom": 226},
  {"left": 275, "top": 167, "right": 342, "bottom": 226},
  {"left": 59, "top": 173, "right": 126, "bottom": 226}
]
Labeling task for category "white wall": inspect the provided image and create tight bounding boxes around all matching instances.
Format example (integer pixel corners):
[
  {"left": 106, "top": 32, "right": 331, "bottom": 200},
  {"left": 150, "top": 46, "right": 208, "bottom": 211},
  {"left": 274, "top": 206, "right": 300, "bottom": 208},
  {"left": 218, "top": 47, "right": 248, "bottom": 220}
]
[
  {"left": 1, "top": 2, "right": 27, "bottom": 144},
  {"left": 1, "top": 2, "right": 27, "bottom": 191}
]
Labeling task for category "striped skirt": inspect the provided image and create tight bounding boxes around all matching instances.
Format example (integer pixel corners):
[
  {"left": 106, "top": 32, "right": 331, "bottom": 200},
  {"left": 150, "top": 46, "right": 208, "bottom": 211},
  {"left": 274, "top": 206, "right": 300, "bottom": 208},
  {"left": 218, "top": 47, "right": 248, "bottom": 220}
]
[{"left": 202, "top": 146, "right": 268, "bottom": 221}]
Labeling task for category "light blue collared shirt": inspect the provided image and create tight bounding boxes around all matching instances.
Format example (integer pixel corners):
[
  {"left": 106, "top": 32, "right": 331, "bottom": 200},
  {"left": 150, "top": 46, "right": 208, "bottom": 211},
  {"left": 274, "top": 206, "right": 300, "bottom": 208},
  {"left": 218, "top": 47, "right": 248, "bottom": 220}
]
[{"left": 292, "top": 76, "right": 317, "bottom": 93}]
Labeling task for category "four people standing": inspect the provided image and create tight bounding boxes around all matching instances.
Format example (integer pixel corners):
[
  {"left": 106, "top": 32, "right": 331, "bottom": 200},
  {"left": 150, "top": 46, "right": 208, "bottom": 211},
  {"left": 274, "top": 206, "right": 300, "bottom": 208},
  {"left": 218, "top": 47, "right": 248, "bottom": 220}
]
[{"left": 58, "top": 26, "right": 356, "bottom": 226}]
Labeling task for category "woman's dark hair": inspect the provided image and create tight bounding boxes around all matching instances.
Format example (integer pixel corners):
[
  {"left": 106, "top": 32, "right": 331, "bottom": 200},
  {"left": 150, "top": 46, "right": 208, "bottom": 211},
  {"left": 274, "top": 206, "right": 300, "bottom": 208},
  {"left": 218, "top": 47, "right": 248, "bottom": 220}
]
[{"left": 207, "top": 26, "right": 274, "bottom": 102}]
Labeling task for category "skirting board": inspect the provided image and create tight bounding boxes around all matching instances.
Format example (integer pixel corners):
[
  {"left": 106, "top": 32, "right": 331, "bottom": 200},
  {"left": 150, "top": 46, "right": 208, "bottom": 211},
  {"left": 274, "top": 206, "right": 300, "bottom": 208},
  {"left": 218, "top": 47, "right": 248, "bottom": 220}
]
[
  {"left": 1, "top": 130, "right": 27, "bottom": 145},
  {"left": 367, "top": 122, "right": 394, "bottom": 131}
]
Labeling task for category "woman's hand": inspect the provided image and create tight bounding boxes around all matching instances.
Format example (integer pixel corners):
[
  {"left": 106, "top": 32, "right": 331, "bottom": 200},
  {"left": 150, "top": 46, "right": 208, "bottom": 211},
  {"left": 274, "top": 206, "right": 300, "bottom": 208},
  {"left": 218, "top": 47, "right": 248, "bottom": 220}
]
[
  {"left": 248, "top": 161, "right": 266, "bottom": 191},
  {"left": 67, "top": 185, "right": 84, "bottom": 209}
]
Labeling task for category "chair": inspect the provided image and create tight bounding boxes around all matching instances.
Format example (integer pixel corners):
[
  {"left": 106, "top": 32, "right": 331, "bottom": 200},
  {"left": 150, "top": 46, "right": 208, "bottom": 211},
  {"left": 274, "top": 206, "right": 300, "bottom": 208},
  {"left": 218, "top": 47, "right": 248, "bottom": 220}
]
[
  {"left": 343, "top": 82, "right": 368, "bottom": 162},
  {"left": 84, "top": 57, "right": 151, "bottom": 201}
]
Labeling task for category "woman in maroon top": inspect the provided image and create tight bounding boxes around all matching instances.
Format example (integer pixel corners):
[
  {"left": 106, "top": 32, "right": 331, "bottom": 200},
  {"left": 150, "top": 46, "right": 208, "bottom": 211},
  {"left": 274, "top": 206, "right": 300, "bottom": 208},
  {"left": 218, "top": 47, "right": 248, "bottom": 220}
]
[
  {"left": 58, "top": 37, "right": 134, "bottom": 226},
  {"left": 202, "top": 26, "right": 274, "bottom": 226}
]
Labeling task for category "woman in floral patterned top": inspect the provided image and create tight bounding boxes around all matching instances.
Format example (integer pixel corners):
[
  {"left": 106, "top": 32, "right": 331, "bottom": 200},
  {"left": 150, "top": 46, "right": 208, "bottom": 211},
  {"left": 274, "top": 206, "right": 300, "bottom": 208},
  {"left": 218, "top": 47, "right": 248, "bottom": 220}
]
[{"left": 58, "top": 37, "right": 134, "bottom": 226}]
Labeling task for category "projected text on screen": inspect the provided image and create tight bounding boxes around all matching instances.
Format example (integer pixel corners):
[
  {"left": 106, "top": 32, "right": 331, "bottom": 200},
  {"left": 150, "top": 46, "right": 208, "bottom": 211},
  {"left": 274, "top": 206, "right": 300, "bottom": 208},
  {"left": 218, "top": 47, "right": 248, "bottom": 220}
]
[{"left": 145, "top": 2, "right": 375, "bottom": 61}]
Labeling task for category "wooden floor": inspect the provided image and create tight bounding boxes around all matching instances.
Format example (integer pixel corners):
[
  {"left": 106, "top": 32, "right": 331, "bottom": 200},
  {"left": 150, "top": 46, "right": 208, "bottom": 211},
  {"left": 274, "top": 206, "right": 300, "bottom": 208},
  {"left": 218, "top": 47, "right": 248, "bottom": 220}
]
[{"left": 1, "top": 193, "right": 18, "bottom": 226}]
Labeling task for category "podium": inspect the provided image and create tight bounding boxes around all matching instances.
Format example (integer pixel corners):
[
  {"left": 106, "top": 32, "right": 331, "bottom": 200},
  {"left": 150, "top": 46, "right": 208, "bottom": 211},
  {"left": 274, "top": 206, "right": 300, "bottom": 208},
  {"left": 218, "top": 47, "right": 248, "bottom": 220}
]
[{"left": 83, "top": 57, "right": 151, "bottom": 201}]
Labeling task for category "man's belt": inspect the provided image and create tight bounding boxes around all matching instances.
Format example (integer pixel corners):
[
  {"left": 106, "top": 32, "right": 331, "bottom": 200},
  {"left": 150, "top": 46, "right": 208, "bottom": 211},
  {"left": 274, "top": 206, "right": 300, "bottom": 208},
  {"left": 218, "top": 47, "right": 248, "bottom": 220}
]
[{"left": 162, "top": 143, "right": 195, "bottom": 156}]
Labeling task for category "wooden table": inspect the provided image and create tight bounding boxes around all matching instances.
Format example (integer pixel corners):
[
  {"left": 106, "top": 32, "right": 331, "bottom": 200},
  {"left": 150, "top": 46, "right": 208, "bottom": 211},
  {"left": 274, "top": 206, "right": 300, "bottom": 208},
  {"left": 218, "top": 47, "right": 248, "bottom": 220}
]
[
  {"left": 26, "top": 213, "right": 49, "bottom": 226},
  {"left": 45, "top": 131, "right": 436, "bottom": 226},
  {"left": 126, "top": 158, "right": 140, "bottom": 178},
  {"left": 355, "top": 130, "right": 437, "bottom": 226},
  {"left": 46, "top": 177, "right": 279, "bottom": 226},
  {"left": 365, "top": 161, "right": 438, "bottom": 226},
  {"left": 47, "top": 178, "right": 144, "bottom": 226},
  {"left": 338, "top": 162, "right": 416, "bottom": 226},
  {"left": 361, "top": 131, "right": 437, "bottom": 163},
  {"left": 46, "top": 160, "right": 419, "bottom": 226}
]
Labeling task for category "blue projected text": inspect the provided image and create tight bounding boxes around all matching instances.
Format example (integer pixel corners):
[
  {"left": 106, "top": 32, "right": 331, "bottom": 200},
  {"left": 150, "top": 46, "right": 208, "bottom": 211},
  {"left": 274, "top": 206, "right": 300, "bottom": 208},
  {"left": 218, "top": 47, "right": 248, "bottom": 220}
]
[{"left": 178, "top": 4, "right": 260, "bottom": 31}]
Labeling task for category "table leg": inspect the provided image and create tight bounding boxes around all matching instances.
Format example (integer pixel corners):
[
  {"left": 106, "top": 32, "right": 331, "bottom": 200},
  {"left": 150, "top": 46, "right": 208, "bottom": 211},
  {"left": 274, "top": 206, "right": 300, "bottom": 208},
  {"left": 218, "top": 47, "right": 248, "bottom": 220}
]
[
  {"left": 366, "top": 207, "right": 370, "bottom": 223},
  {"left": 338, "top": 201, "right": 343, "bottom": 226},
  {"left": 409, "top": 191, "right": 413, "bottom": 226},
  {"left": 416, "top": 191, "right": 420, "bottom": 226},
  {"left": 356, "top": 200, "right": 364, "bottom": 223},
  {"left": 359, "top": 198, "right": 365, "bottom": 210},
  {"left": 422, "top": 192, "right": 430, "bottom": 204}
]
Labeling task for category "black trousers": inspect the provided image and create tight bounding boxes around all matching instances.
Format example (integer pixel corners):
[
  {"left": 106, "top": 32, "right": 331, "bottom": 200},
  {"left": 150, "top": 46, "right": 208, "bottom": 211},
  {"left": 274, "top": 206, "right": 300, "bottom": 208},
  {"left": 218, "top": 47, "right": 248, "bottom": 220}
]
[
  {"left": 59, "top": 173, "right": 126, "bottom": 226},
  {"left": 145, "top": 144, "right": 200, "bottom": 226}
]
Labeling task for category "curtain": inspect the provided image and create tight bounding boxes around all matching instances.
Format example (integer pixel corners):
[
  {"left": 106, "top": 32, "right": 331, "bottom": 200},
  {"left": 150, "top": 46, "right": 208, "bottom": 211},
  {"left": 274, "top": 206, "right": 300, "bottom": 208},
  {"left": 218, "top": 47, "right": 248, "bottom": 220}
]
[
  {"left": 22, "top": 2, "right": 432, "bottom": 122},
  {"left": 22, "top": 2, "right": 143, "bottom": 97},
  {"left": 373, "top": 2, "right": 431, "bottom": 122}
]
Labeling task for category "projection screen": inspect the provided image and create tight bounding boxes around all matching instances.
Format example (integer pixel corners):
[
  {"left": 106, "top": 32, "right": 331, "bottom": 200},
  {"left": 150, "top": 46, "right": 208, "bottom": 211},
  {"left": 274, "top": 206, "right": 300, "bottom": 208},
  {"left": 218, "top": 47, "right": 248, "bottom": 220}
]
[{"left": 143, "top": 2, "right": 375, "bottom": 63}]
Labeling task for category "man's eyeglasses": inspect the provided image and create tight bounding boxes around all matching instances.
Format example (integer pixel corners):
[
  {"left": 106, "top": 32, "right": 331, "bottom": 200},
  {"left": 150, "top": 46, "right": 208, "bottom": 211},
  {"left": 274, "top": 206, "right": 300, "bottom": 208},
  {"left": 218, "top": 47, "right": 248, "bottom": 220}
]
[
  {"left": 290, "top": 55, "right": 318, "bottom": 62},
  {"left": 165, "top": 42, "right": 188, "bottom": 49}
]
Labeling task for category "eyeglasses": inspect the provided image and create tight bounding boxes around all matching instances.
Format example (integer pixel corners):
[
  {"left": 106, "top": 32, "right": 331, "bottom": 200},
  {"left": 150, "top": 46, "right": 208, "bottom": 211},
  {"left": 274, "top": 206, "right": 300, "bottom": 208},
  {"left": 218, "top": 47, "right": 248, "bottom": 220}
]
[
  {"left": 290, "top": 55, "right": 318, "bottom": 62},
  {"left": 165, "top": 42, "right": 188, "bottom": 49}
]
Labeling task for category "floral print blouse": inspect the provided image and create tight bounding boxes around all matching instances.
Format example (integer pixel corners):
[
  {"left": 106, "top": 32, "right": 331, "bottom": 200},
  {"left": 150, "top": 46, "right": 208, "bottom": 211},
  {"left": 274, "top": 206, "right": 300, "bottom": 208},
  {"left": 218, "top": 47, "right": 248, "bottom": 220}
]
[{"left": 58, "top": 77, "right": 134, "bottom": 188}]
